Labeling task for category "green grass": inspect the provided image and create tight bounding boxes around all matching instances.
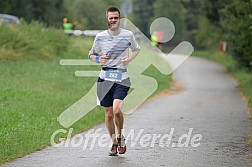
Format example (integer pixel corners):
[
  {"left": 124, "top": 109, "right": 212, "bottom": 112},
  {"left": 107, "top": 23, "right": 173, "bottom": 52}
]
[
  {"left": 193, "top": 50, "right": 252, "bottom": 146},
  {"left": 0, "top": 37, "right": 104, "bottom": 163},
  {"left": 0, "top": 23, "right": 171, "bottom": 164},
  {"left": 143, "top": 64, "right": 172, "bottom": 95},
  {"left": 0, "top": 52, "right": 171, "bottom": 164},
  {"left": 192, "top": 51, "right": 239, "bottom": 72}
]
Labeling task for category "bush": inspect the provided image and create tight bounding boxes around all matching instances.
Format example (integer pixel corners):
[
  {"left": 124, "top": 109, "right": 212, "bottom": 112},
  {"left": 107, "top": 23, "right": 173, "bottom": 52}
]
[
  {"left": 0, "top": 19, "right": 70, "bottom": 61},
  {"left": 220, "top": 0, "right": 252, "bottom": 70}
]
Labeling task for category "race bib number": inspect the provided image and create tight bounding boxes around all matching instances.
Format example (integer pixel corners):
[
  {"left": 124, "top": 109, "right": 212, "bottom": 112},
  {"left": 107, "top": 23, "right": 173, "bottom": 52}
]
[{"left": 105, "top": 70, "right": 122, "bottom": 82}]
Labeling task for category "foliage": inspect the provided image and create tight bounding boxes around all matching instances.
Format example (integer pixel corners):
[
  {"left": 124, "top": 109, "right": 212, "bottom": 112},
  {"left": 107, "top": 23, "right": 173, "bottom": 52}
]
[
  {"left": 198, "top": 0, "right": 252, "bottom": 70},
  {"left": 152, "top": 0, "right": 185, "bottom": 44},
  {"left": 64, "top": 0, "right": 121, "bottom": 30},
  {"left": 201, "top": 0, "right": 227, "bottom": 27},
  {"left": 0, "top": 0, "right": 66, "bottom": 27},
  {"left": 131, "top": 0, "right": 156, "bottom": 37},
  {"left": 180, "top": 0, "right": 202, "bottom": 46},
  {"left": 194, "top": 17, "right": 222, "bottom": 50},
  {"left": 0, "top": 20, "right": 69, "bottom": 61},
  {"left": 1, "top": 0, "right": 252, "bottom": 70},
  {"left": 220, "top": 0, "right": 252, "bottom": 70}
]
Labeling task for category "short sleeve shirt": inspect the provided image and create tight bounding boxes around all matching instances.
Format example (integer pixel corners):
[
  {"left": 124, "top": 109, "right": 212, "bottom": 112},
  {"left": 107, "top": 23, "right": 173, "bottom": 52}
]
[{"left": 88, "top": 28, "right": 140, "bottom": 80}]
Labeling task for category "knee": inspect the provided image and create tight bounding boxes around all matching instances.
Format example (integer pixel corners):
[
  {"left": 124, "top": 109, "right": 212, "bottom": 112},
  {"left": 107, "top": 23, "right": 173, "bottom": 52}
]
[
  {"left": 114, "top": 107, "right": 122, "bottom": 118},
  {"left": 105, "top": 109, "right": 114, "bottom": 120},
  {"left": 106, "top": 114, "right": 114, "bottom": 121},
  {"left": 106, "top": 115, "right": 114, "bottom": 121}
]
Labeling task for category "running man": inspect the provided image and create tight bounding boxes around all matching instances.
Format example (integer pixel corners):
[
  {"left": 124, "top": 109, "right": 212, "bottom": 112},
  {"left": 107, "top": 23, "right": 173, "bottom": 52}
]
[{"left": 88, "top": 7, "right": 140, "bottom": 156}]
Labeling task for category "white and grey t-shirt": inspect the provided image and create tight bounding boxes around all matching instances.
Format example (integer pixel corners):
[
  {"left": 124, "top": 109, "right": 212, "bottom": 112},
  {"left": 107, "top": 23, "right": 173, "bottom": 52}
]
[{"left": 88, "top": 28, "right": 140, "bottom": 80}]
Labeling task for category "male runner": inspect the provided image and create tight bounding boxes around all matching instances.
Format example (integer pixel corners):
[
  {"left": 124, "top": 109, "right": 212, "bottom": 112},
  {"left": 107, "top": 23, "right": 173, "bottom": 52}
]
[{"left": 88, "top": 7, "right": 140, "bottom": 156}]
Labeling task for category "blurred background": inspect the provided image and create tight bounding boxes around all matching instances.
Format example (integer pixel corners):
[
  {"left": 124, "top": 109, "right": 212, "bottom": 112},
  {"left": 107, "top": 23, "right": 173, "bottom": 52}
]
[{"left": 0, "top": 0, "right": 251, "bottom": 68}]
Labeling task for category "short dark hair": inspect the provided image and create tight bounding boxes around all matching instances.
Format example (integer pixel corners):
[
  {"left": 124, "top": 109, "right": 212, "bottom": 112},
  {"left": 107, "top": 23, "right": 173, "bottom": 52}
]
[{"left": 106, "top": 7, "right": 121, "bottom": 17}]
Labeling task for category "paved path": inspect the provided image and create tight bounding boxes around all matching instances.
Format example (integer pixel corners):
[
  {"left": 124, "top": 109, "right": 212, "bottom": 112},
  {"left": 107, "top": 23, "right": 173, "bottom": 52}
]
[{"left": 2, "top": 56, "right": 252, "bottom": 167}]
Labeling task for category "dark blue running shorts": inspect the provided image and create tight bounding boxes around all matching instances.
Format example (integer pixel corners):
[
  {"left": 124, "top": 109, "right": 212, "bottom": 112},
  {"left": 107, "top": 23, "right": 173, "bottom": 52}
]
[{"left": 97, "top": 77, "right": 131, "bottom": 107}]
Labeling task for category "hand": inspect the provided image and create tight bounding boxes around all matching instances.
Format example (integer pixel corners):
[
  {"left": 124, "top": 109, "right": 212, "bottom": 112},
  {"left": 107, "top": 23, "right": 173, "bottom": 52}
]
[
  {"left": 99, "top": 55, "right": 109, "bottom": 64},
  {"left": 121, "top": 56, "right": 130, "bottom": 65}
]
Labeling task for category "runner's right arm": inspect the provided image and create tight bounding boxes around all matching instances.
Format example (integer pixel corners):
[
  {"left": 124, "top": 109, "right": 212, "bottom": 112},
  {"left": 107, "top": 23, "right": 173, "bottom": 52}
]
[
  {"left": 88, "top": 35, "right": 110, "bottom": 64},
  {"left": 89, "top": 54, "right": 108, "bottom": 64}
]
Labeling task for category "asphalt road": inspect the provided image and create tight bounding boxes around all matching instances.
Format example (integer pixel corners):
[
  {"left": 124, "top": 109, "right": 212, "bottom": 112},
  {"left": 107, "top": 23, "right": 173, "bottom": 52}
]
[{"left": 2, "top": 56, "right": 252, "bottom": 167}]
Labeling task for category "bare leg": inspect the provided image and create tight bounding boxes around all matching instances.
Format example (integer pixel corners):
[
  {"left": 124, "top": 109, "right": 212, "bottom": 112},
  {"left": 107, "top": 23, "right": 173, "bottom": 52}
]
[
  {"left": 113, "top": 99, "right": 124, "bottom": 138},
  {"left": 105, "top": 107, "right": 117, "bottom": 144}
]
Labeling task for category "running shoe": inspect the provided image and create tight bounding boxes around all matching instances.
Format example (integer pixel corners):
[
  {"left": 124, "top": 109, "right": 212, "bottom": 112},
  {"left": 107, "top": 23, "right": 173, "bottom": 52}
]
[
  {"left": 117, "top": 136, "right": 126, "bottom": 154},
  {"left": 109, "top": 143, "right": 118, "bottom": 156}
]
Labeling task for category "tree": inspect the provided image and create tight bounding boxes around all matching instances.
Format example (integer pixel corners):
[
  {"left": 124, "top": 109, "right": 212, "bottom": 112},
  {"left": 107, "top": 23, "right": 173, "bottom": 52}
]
[
  {"left": 65, "top": 0, "right": 122, "bottom": 30},
  {"left": 220, "top": 0, "right": 252, "bottom": 69},
  {"left": 152, "top": 0, "right": 186, "bottom": 45},
  {"left": 131, "top": 0, "right": 156, "bottom": 37},
  {"left": 201, "top": 0, "right": 227, "bottom": 27},
  {"left": 198, "top": 0, "right": 252, "bottom": 69},
  {"left": 180, "top": 0, "right": 202, "bottom": 47},
  {"left": 0, "top": 0, "right": 66, "bottom": 27}
]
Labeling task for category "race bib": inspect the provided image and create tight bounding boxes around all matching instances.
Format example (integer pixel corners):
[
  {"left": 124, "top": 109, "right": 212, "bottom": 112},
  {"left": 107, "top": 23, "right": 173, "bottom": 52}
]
[{"left": 105, "top": 70, "right": 122, "bottom": 82}]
